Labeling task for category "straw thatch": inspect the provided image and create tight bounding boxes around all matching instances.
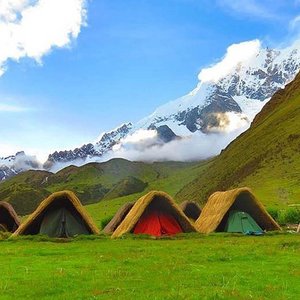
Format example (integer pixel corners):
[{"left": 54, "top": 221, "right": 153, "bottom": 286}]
[
  {"left": 112, "top": 191, "right": 197, "bottom": 238},
  {"left": 195, "top": 187, "right": 281, "bottom": 233},
  {"left": 13, "top": 190, "right": 99, "bottom": 236},
  {"left": 180, "top": 201, "right": 202, "bottom": 221},
  {"left": 0, "top": 201, "right": 20, "bottom": 232},
  {"left": 102, "top": 202, "right": 135, "bottom": 234}
]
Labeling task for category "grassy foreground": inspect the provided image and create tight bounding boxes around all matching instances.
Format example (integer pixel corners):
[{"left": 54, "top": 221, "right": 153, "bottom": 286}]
[{"left": 0, "top": 233, "right": 299, "bottom": 299}]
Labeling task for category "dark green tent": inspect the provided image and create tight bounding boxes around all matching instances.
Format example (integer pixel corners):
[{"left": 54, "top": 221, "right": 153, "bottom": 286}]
[
  {"left": 225, "top": 210, "right": 263, "bottom": 234},
  {"left": 39, "top": 207, "right": 90, "bottom": 237},
  {"left": 13, "top": 191, "right": 99, "bottom": 237}
]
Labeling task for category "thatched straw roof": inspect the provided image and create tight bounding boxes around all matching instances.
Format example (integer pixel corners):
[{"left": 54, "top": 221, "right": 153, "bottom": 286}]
[
  {"left": 13, "top": 190, "right": 99, "bottom": 236},
  {"left": 102, "top": 202, "right": 135, "bottom": 234},
  {"left": 112, "top": 191, "right": 196, "bottom": 238},
  {"left": 180, "top": 201, "right": 202, "bottom": 221},
  {"left": 0, "top": 201, "right": 20, "bottom": 232},
  {"left": 195, "top": 187, "right": 281, "bottom": 233}
]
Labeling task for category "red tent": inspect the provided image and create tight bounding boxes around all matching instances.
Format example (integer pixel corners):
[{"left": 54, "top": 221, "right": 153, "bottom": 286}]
[{"left": 133, "top": 210, "right": 183, "bottom": 236}]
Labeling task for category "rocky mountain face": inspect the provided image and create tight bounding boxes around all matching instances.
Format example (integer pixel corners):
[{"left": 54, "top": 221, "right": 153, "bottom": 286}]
[
  {"left": 44, "top": 123, "right": 133, "bottom": 169},
  {"left": 0, "top": 152, "right": 40, "bottom": 181}
]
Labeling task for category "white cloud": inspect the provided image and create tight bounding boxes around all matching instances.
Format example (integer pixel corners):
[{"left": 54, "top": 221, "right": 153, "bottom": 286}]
[
  {"left": 104, "top": 128, "right": 246, "bottom": 163},
  {"left": 198, "top": 40, "right": 261, "bottom": 83},
  {"left": 113, "top": 129, "right": 159, "bottom": 152},
  {"left": 101, "top": 112, "right": 251, "bottom": 163},
  {"left": 0, "top": 0, "right": 87, "bottom": 75}
]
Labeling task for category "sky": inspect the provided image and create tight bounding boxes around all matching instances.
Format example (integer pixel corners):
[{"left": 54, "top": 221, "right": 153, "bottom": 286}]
[{"left": 0, "top": 0, "right": 300, "bottom": 161}]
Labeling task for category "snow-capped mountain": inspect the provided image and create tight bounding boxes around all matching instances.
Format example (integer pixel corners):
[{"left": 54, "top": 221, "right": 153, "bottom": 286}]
[
  {"left": 43, "top": 40, "right": 300, "bottom": 168},
  {"left": 2, "top": 39, "right": 300, "bottom": 178},
  {"left": 44, "top": 123, "right": 133, "bottom": 168},
  {"left": 134, "top": 43, "right": 300, "bottom": 134},
  {"left": 0, "top": 151, "right": 40, "bottom": 181}
]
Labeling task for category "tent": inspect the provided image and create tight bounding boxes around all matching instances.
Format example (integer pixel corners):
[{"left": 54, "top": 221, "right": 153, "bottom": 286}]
[
  {"left": 224, "top": 210, "right": 263, "bottom": 234},
  {"left": 195, "top": 187, "right": 281, "bottom": 233},
  {"left": 180, "top": 201, "right": 202, "bottom": 221},
  {"left": 0, "top": 202, "right": 20, "bottom": 233},
  {"left": 112, "top": 191, "right": 196, "bottom": 238},
  {"left": 13, "top": 191, "right": 99, "bottom": 237},
  {"left": 102, "top": 202, "right": 135, "bottom": 234}
]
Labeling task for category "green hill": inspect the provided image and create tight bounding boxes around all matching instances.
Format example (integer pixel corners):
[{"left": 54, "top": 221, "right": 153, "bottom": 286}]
[
  {"left": 176, "top": 72, "right": 300, "bottom": 208},
  {"left": 103, "top": 176, "right": 147, "bottom": 200},
  {"left": 0, "top": 158, "right": 200, "bottom": 215}
]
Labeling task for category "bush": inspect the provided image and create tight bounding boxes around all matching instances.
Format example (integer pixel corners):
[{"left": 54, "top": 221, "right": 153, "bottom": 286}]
[
  {"left": 100, "top": 215, "right": 114, "bottom": 229},
  {"left": 283, "top": 208, "right": 300, "bottom": 224},
  {"left": 268, "top": 207, "right": 300, "bottom": 225}
]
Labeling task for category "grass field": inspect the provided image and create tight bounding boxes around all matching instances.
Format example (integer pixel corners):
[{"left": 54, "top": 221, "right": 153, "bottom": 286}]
[{"left": 0, "top": 233, "right": 299, "bottom": 299}]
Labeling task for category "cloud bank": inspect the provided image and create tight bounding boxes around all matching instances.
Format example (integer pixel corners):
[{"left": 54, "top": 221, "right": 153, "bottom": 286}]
[
  {"left": 0, "top": 0, "right": 87, "bottom": 75},
  {"left": 102, "top": 112, "right": 250, "bottom": 163}
]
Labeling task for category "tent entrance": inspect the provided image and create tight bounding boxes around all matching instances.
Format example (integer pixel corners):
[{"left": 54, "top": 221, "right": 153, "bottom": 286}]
[
  {"left": 39, "top": 207, "right": 90, "bottom": 238},
  {"left": 224, "top": 210, "right": 263, "bottom": 234},
  {"left": 133, "top": 210, "right": 183, "bottom": 236}
]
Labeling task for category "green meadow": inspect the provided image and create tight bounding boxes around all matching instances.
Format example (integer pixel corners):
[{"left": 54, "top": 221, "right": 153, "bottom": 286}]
[{"left": 0, "top": 233, "right": 299, "bottom": 299}]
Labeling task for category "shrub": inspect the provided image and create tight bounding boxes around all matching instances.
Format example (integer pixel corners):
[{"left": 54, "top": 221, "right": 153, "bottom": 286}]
[
  {"left": 100, "top": 215, "right": 114, "bottom": 229},
  {"left": 283, "top": 208, "right": 300, "bottom": 224},
  {"left": 276, "top": 207, "right": 300, "bottom": 225}
]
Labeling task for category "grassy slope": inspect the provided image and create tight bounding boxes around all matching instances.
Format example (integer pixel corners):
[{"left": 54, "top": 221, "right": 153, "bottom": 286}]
[
  {"left": 177, "top": 73, "right": 300, "bottom": 209},
  {"left": 0, "top": 234, "right": 299, "bottom": 299},
  {"left": 0, "top": 159, "right": 201, "bottom": 216}
]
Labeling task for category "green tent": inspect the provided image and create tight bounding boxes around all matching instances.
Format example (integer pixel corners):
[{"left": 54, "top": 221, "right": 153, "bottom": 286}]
[
  {"left": 39, "top": 207, "right": 90, "bottom": 238},
  {"left": 12, "top": 191, "right": 100, "bottom": 237},
  {"left": 224, "top": 210, "right": 263, "bottom": 234}
]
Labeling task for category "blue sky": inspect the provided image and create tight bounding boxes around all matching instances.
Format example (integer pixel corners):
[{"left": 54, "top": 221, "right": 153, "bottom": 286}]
[{"left": 0, "top": 0, "right": 299, "bottom": 160}]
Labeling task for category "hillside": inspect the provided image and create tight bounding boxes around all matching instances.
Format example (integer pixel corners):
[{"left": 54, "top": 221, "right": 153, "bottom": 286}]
[
  {"left": 0, "top": 158, "right": 200, "bottom": 215},
  {"left": 176, "top": 72, "right": 300, "bottom": 208}
]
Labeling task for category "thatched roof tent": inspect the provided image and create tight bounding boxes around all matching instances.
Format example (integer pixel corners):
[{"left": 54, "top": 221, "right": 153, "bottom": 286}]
[
  {"left": 13, "top": 190, "right": 99, "bottom": 237},
  {"left": 180, "top": 201, "right": 202, "bottom": 221},
  {"left": 0, "top": 201, "right": 20, "bottom": 232},
  {"left": 102, "top": 202, "right": 135, "bottom": 234},
  {"left": 195, "top": 187, "right": 281, "bottom": 233},
  {"left": 112, "top": 191, "right": 196, "bottom": 238}
]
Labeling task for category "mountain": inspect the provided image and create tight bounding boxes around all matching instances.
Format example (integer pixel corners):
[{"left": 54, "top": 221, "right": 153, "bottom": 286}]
[
  {"left": 44, "top": 123, "right": 133, "bottom": 169},
  {"left": 0, "top": 158, "right": 197, "bottom": 215},
  {"left": 176, "top": 71, "right": 300, "bottom": 208},
  {"left": 44, "top": 41, "right": 300, "bottom": 167},
  {"left": 2, "top": 41, "right": 300, "bottom": 178},
  {"left": 0, "top": 152, "right": 40, "bottom": 181}
]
